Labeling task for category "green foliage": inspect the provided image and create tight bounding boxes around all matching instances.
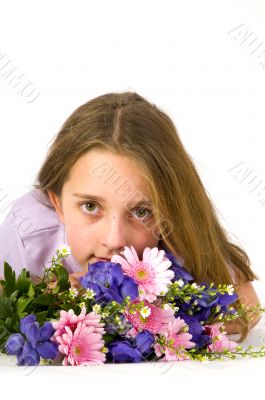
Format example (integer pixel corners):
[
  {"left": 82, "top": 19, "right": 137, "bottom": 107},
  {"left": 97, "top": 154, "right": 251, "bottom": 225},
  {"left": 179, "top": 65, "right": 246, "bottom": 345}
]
[
  {"left": 0, "top": 257, "right": 72, "bottom": 345},
  {"left": 2, "top": 262, "right": 16, "bottom": 296},
  {"left": 51, "top": 266, "right": 71, "bottom": 294},
  {"left": 16, "top": 268, "right": 31, "bottom": 294},
  {"left": 32, "top": 293, "right": 56, "bottom": 306},
  {"left": 16, "top": 296, "right": 33, "bottom": 318},
  {"left": 102, "top": 332, "right": 120, "bottom": 345},
  {"left": 0, "top": 296, "right": 14, "bottom": 319},
  {"left": 0, "top": 320, "right": 11, "bottom": 350},
  {"left": 1, "top": 263, "right": 32, "bottom": 298},
  {"left": 34, "top": 311, "right": 49, "bottom": 325}
]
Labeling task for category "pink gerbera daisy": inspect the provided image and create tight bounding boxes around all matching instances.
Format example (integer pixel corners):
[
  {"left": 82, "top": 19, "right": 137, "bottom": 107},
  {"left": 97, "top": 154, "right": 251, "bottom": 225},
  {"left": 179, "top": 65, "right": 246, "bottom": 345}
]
[
  {"left": 52, "top": 306, "right": 105, "bottom": 339},
  {"left": 55, "top": 321, "right": 106, "bottom": 366},
  {"left": 111, "top": 245, "right": 174, "bottom": 303},
  {"left": 203, "top": 323, "right": 238, "bottom": 353},
  {"left": 154, "top": 317, "right": 196, "bottom": 361},
  {"left": 124, "top": 299, "right": 175, "bottom": 336}
]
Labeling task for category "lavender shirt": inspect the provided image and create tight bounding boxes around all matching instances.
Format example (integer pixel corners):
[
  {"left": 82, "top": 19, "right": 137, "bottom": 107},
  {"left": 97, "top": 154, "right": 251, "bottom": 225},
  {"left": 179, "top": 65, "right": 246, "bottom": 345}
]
[
  {"left": 0, "top": 188, "right": 236, "bottom": 283},
  {"left": 0, "top": 189, "right": 83, "bottom": 278}
]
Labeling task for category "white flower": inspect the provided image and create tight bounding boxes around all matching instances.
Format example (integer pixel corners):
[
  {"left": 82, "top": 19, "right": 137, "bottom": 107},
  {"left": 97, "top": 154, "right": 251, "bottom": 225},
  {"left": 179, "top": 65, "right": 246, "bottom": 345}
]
[
  {"left": 140, "top": 306, "right": 151, "bottom": 319},
  {"left": 79, "top": 301, "right": 86, "bottom": 308},
  {"left": 176, "top": 279, "right": 184, "bottom": 287},
  {"left": 191, "top": 283, "right": 198, "bottom": 289},
  {"left": 56, "top": 244, "right": 71, "bottom": 257},
  {"left": 83, "top": 288, "right": 96, "bottom": 300},
  {"left": 163, "top": 302, "right": 179, "bottom": 313},
  {"left": 69, "top": 287, "right": 79, "bottom": 298},
  {"left": 163, "top": 303, "right": 175, "bottom": 312},
  {"left": 92, "top": 304, "right": 101, "bottom": 314},
  {"left": 226, "top": 284, "right": 235, "bottom": 295},
  {"left": 101, "top": 311, "right": 110, "bottom": 318}
]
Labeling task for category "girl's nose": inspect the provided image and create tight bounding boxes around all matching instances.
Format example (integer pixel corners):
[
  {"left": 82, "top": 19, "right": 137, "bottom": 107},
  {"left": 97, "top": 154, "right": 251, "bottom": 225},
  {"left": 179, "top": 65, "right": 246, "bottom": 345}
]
[{"left": 100, "top": 216, "right": 127, "bottom": 251}]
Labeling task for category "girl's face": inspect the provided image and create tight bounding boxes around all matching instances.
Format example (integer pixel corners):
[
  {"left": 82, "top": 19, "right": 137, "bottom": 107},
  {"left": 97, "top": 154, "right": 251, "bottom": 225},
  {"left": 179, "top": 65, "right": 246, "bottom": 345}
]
[{"left": 48, "top": 148, "right": 161, "bottom": 270}]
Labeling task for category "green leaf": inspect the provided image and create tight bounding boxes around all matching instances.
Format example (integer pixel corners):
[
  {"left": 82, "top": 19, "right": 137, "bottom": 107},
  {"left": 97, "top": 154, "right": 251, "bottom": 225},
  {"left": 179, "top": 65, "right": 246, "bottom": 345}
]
[
  {"left": 52, "top": 266, "right": 71, "bottom": 294},
  {"left": 3, "top": 262, "right": 16, "bottom": 296},
  {"left": 33, "top": 294, "right": 56, "bottom": 306},
  {"left": 16, "top": 268, "right": 31, "bottom": 294},
  {"left": 16, "top": 296, "right": 33, "bottom": 318},
  {"left": 9, "top": 290, "right": 19, "bottom": 305},
  {"left": 0, "top": 321, "right": 11, "bottom": 348},
  {"left": 28, "top": 283, "right": 35, "bottom": 297},
  {"left": 102, "top": 332, "right": 120, "bottom": 345},
  {"left": 0, "top": 297, "right": 14, "bottom": 319},
  {"left": 5, "top": 314, "right": 18, "bottom": 331},
  {"left": 35, "top": 311, "right": 48, "bottom": 325}
]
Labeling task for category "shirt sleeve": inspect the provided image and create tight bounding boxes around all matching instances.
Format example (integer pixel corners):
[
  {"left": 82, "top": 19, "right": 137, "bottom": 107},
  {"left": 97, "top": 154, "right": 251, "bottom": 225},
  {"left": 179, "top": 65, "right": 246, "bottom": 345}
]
[{"left": 0, "top": 215, "right": 27, "bottom": 278}]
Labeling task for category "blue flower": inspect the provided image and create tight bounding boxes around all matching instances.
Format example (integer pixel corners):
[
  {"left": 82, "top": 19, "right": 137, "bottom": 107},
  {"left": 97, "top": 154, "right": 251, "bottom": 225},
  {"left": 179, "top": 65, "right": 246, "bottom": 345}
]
[
  {"left": 176, "top": 311, "right": 212, "bottom": 349},
  {"left": 106, "top": 330, "right": 155, "bottom": 363},
  {"left": 5, "top": 315, "right": 59, "bottom": 366},
  {"left": 80, "top": 261, "right": 139, "bottom": 305},
  {"left": 191, "top": 283, "right": 238, "bottom": 322},
  {"left": 134, "top": 330, "right": 155, "bottom": 358},
  {"left": 217, "top": 292, "right": 238, "bottom": 307},
  {"left": 165, "top": 252, "right": 194, "bottom": 283},
  {"left": 107, "top": 340, "right": 142, "bottom": 363}
]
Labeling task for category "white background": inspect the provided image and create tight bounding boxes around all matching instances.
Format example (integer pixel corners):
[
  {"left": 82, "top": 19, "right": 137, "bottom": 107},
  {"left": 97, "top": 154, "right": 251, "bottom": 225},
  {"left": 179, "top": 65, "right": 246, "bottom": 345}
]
[{"left": 0, "top": 0, "right": 264, "bottom": 393}]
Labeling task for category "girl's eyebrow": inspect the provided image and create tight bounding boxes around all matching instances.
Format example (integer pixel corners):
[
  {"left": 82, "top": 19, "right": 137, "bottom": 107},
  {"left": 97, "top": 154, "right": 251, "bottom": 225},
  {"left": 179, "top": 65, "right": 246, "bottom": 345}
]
[{"left": 72, "top": 193, "right": 152, "bottom": 207}]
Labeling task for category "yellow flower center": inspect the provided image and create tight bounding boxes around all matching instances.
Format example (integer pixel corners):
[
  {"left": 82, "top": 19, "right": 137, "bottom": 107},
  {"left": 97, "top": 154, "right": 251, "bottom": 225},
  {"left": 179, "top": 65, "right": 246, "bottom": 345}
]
[{"left": 136, "top": 269, "right": 146, "bottom": 279}]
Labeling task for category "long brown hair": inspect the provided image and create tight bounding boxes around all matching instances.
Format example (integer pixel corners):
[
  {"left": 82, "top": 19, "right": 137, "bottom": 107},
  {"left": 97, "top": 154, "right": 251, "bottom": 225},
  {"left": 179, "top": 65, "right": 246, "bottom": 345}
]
[{"left": 33, "top": 91, "right": 259, "bottom": 342}]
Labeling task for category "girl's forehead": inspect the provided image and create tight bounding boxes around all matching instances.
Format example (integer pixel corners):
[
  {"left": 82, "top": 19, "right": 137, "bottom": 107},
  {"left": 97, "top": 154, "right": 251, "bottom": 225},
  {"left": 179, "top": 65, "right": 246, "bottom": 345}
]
[
  {"left": 71, "top": 150, "right": 148, "bottom": 182},
  {"left": 64, "top": 149, "right": 152, "bottom": 203}
]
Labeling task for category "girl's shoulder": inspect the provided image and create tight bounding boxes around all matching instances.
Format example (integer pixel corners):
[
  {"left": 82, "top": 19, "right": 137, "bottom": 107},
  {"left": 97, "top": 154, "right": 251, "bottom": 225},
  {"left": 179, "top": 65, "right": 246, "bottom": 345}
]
[
  {"left": 0, "top": 189, "right": 82, "bottom": 276},
  {"left": 5, "top": 188, "right": 63, "bottom": 237}
]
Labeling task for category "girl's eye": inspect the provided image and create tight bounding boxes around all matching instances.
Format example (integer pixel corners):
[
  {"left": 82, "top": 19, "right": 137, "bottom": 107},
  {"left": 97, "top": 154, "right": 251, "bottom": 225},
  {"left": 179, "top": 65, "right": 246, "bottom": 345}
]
[
  {"left": 80, "top": 202, "right": 100, "bottom": 215},
  {"left": 132, "top": 207, "right": 153, "bottom": 221},
  {"left": 80, "top": 202, "right": 153, "bottom": 221}
]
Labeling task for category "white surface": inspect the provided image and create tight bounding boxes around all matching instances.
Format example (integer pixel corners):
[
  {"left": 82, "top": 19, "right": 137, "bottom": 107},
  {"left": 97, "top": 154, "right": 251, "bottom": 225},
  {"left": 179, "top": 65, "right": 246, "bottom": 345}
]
[
  {"left": 0, "top": 353, "right": 265, "bottom": 399},
  {"left": 1, "top": 313, "right": 265, "bottom": 397}
]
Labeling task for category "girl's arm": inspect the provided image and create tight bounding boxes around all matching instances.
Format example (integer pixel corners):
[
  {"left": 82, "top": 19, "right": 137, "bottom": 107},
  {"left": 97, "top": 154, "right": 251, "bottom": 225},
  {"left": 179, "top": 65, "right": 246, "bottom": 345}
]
[{"left": 224, "top": 280, "right": 262, "bottom": 334}]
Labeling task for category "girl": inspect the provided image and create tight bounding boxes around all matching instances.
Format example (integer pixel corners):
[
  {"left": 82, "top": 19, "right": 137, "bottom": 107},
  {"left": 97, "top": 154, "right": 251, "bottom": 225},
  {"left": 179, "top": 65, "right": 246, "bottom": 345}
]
[{"left": 0, "top": 91, "right": 262, "bottom": 343}]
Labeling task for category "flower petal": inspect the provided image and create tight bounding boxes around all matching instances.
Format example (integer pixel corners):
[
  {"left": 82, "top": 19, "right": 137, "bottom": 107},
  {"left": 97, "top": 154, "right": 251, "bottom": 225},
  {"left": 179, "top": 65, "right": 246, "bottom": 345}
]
[
  {"left": 20, "top": 314, "right": 36, "bottom": 336},
  {"left": 36, "top": 341, "right": 59, "bottom": 360},
  {"left": 26, "top": 322, "right": 40, "bottom": 348},
  {"left": 19, "top": 341, "right": 40, "bottom": 366},
  {"left": 123, "top": 246, "right": 139, "bottom": 266},
  {"left": 5, "top": 333, "right": 24, "bottom": 356},
  {"left": 39, "top": 322, "right": 55, "bottom": 341}
]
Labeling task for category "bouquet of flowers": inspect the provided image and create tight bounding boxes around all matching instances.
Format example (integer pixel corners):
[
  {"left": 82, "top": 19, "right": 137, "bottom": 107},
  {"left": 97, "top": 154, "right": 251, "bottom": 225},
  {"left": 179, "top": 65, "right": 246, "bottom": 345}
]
[{"left": 0, "top": 244, "right": 265, "bottom": 367}]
